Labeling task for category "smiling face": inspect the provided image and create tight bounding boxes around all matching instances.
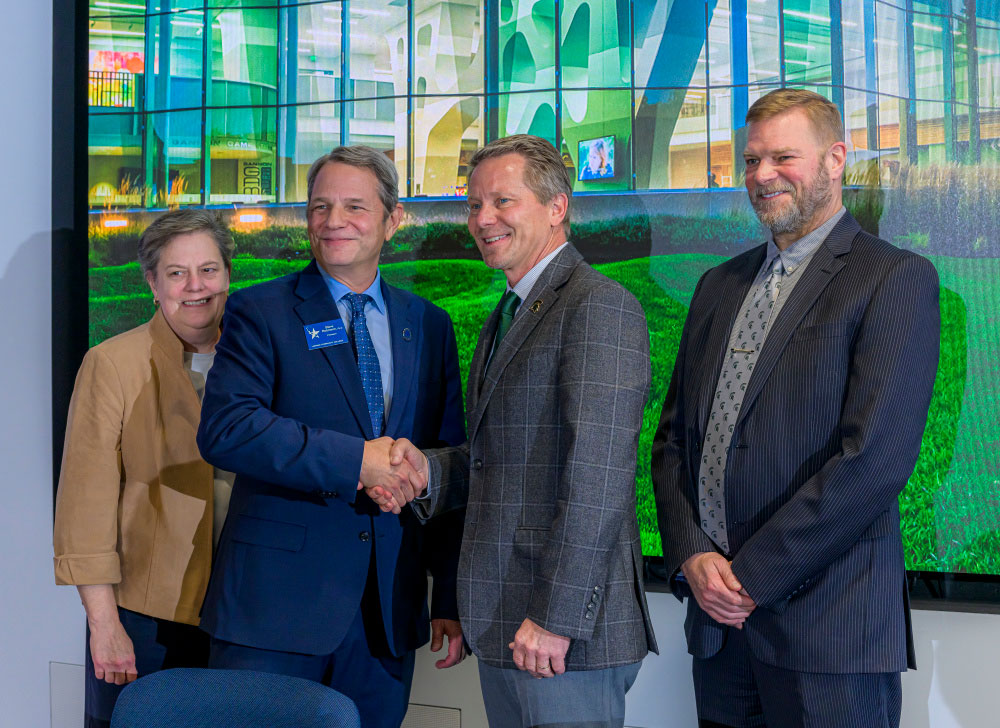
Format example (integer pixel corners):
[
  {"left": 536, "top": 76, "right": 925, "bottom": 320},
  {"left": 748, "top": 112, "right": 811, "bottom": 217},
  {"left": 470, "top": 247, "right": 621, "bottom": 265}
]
[
  {"left": 466, "top": 153, "right": 568, "bottom": 285},
  {"left": 145, "top": 231, "right": 230, "bottom": 352},
  {"left": 307, "top": 161, "right": 403, "bottom": 292},
  {"left": 743, "top": 108, "right": 846, "bottom": 248}
]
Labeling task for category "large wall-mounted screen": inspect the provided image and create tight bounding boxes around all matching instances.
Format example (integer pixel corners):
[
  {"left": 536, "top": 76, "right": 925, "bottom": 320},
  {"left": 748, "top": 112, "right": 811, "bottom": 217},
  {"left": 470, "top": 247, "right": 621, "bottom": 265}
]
[{"left": 84, "top": 0, "right": 1000, "bottom": 583}]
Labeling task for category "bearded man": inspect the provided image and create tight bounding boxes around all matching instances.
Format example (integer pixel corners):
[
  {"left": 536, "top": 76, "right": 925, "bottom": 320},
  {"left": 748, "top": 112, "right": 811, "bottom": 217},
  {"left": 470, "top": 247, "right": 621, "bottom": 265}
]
[{"left": 652, "top": 88, "right": 939, "bottom": 727}]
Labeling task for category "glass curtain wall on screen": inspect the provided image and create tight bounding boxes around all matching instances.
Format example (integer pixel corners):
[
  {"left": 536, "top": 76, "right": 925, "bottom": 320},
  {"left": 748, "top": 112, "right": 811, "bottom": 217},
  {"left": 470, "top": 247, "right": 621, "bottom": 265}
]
[
  {"left": 86, "top": 1, "right": 1000, "bottom": 577},
  {"left": 88, "top": 0, "right": 1000, "bottom": 204}
]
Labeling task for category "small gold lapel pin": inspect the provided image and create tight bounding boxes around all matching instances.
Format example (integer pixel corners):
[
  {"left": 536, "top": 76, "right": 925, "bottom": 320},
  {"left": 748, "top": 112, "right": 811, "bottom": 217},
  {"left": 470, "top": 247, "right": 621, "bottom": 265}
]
[{"left": 529, "top": 300, "right": 543, "bottom": 313}]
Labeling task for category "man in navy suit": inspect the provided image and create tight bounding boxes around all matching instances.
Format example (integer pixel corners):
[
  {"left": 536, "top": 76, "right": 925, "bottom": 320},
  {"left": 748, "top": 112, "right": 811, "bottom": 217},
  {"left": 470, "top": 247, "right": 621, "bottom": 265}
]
[
  {"left": 652, "top": 89, "right": 939, "bottom": 727},
  {"left": 197, "top": 146, "right": 466, "bottom": 727}
]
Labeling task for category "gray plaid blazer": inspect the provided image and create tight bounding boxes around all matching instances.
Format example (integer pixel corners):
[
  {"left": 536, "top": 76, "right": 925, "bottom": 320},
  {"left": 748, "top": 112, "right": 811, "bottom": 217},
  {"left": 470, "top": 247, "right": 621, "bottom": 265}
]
[{"left": 419, "top": 244, "right": 658, "bottom": 670}]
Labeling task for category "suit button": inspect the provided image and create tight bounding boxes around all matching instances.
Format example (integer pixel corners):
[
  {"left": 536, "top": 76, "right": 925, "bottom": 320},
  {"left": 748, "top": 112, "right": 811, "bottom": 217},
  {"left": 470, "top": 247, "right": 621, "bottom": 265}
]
[
  {"left": 585, "top": 611, "right": 594, "bottom": 620},
  {"left": 359, "top": 531, "right": 371, "bottom": 542},
  {"left": 472, "top": 459, "right": 483, "bottom": 470}
]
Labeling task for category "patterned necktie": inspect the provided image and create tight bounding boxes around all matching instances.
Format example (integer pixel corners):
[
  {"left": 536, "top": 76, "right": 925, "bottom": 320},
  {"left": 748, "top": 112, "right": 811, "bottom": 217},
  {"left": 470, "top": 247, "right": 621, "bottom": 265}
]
[
  {"left": 344, "top": 292, "right": 384, "bottom": 437},
  {"left": 494, "top": 290, "right": 521, "bottom": 349},
  {"left": 698, "top": 256, "right": 784, "bottom": 553}
]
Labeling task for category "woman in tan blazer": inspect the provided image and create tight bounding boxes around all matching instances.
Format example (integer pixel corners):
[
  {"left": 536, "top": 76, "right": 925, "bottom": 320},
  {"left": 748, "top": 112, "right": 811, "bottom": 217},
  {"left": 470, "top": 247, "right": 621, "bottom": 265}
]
[{"left": 54, "top": 209, "right": 235, "bottom": 728}]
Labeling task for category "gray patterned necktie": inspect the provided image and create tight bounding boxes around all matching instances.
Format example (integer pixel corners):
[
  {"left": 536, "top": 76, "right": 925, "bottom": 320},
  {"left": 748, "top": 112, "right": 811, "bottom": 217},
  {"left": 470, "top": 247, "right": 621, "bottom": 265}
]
[{"left": 698, "top": 256, "right": 784, "bottom": 553}]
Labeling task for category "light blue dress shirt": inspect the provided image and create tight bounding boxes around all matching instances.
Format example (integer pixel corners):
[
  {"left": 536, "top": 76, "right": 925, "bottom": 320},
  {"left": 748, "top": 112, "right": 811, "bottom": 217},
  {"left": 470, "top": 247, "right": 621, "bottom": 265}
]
[
  {"left": 756, "top": 205, "right": 847, "bottom": 330},
  {"left": 319, "top": 267, "right": 394, "bottom": 420}
]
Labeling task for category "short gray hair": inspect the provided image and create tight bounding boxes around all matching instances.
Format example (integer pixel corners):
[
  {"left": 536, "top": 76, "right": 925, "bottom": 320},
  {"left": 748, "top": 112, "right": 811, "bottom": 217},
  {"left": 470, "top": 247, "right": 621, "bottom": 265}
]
[
  {"left": 467, "top": 135, "right": 573, "bottom": 234},
  {"left": 306, "top": 146, "right": 399, "bottom": 218},
  {"left": 137, "top": 209, "right": 235, "bottom": 276}
]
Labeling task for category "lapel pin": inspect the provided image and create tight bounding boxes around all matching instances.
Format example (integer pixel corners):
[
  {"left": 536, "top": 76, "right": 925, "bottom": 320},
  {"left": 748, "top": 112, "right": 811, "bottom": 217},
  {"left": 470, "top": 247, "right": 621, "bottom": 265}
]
[
  {"left": 402, "top": 327, "right": 412, "bottom": 341},
  {"left": 529, "top": 300, "right": 542, "bottom": 313}
]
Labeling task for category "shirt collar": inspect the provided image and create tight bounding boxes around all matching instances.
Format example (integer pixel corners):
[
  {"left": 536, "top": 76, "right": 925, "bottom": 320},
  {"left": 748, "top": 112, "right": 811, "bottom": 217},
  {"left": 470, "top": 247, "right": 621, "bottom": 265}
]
[
  {"left": 508, "top": 242, "right": 569, "bottom": 301},
  {"left": 319, "top": 266, "right": 386, "bottom": 315},
  {"left": 764, "top": 206, "right": 846, "bottom": 274}
]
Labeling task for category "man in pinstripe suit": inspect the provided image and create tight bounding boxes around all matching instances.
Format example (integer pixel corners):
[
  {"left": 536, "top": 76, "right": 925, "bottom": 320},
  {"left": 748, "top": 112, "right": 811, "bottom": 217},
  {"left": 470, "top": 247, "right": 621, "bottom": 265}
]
[
  {"left": 377, "top": 135, "right": 658, "bottom": 727},
  {"left": 652, "top": 89, "right": 939, "bottom": 727}
]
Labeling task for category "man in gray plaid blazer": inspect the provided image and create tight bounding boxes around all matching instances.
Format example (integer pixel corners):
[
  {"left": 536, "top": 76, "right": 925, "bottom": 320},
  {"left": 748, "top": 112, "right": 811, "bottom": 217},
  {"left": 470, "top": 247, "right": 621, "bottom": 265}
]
[{"left": 378, "top": 135, "right": 657, "bottom": 727}]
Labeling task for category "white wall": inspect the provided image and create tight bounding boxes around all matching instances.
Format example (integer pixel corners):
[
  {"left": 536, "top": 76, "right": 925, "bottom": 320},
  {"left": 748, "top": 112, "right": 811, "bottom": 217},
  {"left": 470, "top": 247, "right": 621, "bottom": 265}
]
[
  {"left": 0, "top": 1, "right": 86, "bottom": 724},
  {"left": 901, "top": 608, "right": 1000, "bottom": 728}
]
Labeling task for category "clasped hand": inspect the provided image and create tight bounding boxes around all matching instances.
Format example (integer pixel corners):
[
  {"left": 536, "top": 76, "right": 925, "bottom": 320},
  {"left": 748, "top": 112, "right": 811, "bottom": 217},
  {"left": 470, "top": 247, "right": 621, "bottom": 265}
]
[
  {"left": 681, "top": 552, "right": 757, "bottom": 628},
  {"left": 357, "top": 437, "right": 429, "bottom": 514}
]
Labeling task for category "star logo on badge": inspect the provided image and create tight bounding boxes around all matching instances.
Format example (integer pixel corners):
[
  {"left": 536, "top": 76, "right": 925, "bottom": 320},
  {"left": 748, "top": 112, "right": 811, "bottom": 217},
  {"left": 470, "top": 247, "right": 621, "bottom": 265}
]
[{"left": 308, "top": 328, "right": 320, "bottom": 339}]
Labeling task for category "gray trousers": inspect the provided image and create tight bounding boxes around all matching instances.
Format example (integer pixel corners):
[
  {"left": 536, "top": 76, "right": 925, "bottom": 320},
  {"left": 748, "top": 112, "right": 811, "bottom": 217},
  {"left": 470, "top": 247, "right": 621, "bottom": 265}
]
[{"left": 478, "top": 661, "right": 642, "bottom": 728}]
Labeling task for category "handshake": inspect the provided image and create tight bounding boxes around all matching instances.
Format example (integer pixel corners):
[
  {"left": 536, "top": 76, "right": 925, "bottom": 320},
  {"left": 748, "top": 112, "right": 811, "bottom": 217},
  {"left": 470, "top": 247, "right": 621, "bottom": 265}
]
[{"left": 357, "top": 437, "right": 429, "bottom": 514}]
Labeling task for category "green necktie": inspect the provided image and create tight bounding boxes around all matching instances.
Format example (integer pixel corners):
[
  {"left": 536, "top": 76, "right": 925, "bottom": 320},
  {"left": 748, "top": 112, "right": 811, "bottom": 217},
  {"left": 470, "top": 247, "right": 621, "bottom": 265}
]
[{"left": 494, "top": 289, "right": 521, "bottom": 349}]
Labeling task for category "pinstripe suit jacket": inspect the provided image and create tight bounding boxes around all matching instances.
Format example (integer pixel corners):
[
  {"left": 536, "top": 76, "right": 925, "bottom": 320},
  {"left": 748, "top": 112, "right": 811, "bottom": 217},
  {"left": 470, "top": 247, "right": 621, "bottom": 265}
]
[
  {"left": 652, "top": 212, "right": 938, "bottom": 673},
  {"left": 418, "top": 244, "right": 658, "bottom": 670}
]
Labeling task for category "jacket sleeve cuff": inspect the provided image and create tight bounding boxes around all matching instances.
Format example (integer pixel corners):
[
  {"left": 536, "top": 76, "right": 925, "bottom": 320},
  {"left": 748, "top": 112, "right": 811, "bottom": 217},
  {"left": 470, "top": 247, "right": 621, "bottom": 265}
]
[
  {"left": 53, "top": 552, "right": 121, "bottom": 586},
  {"left": 526, "top": 581, "right": 598, "bottom": 642}
]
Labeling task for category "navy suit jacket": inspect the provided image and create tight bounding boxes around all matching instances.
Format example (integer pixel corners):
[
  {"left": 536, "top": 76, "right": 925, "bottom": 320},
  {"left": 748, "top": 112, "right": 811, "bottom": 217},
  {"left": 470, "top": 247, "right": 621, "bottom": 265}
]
[
  {"left": 197, "top": 261, "right": 465, "bottom": 656},
  {"left": 653, "top": 213, "right": 939, "bottom": 673}
]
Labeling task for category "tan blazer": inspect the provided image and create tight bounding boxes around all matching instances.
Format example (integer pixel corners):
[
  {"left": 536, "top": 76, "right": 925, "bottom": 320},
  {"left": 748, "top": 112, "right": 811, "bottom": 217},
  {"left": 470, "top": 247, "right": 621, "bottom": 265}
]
[{"left": 53, "top": 310, "right": 214, "bottom": 625}]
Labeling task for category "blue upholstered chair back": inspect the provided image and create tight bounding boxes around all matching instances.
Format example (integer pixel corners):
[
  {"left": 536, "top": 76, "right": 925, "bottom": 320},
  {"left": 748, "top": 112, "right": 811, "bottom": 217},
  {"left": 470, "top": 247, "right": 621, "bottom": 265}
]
[{"left": 110, "top": 668, "right": 361, "bottom": 728}]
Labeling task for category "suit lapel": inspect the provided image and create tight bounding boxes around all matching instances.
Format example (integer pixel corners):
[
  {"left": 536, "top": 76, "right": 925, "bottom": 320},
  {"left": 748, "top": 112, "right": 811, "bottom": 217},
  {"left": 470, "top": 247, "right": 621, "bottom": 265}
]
[
  {"left": 384, "top": 282, "right": 418, "bottom": 437},
  {"left": 292, "top": 262, "right": 373, "bottom": 437},
  {"left": 736, "top": 214, "right": 858, "bottom": 427},
  {"left": 468, "top": 245, "right": 580, "bottom": 441},
  {"left": 694, "top": 247, "right": 764, "bottom": 434}
]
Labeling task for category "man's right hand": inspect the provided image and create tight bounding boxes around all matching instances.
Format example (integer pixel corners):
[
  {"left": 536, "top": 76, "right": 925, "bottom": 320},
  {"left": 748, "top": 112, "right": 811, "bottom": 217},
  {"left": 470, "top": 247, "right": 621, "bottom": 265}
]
[
  {"left": 363, "top": 438, "right": 430, "bottom": 513},
  {"left": 358, "top": 437, "right": 426, "bottom": 514},
  {"left": 389, "top": 438, "right": 428, "bottom": 480},
  {"left": 681, "top": 552, "right": 756, "bottom": 628}
]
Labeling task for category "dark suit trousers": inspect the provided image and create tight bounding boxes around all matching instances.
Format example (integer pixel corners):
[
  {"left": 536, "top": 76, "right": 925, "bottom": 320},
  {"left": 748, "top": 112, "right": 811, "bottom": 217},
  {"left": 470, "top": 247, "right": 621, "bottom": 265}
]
[
  {"left": 693, "top": 627, "right": 901, "bottom": 728},
  {"left": 208, "top": 548, "right": 415, "bottom": 728},
  {"left": 85, "top": 607, "right": 209, "bottom": 728}
]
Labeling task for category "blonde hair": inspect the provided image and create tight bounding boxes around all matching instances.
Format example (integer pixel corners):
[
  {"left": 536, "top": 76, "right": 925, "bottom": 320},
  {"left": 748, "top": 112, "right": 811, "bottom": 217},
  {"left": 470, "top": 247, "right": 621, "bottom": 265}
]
[
  {"left": 468, "top": 135, "right": 572, "bottom": 234},
  {"left": 746, "top": 88, "right": 844, "bottom": 147}
]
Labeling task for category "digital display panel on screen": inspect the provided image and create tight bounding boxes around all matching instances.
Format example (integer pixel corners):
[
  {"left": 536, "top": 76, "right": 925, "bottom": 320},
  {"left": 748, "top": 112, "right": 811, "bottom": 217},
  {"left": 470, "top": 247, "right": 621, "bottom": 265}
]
[
  {"left": 82, "top": 0, "right": 1000, "bottom": 585},
  {"left": 578, "top": 136, "right": 616, "bottom": 181}
]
